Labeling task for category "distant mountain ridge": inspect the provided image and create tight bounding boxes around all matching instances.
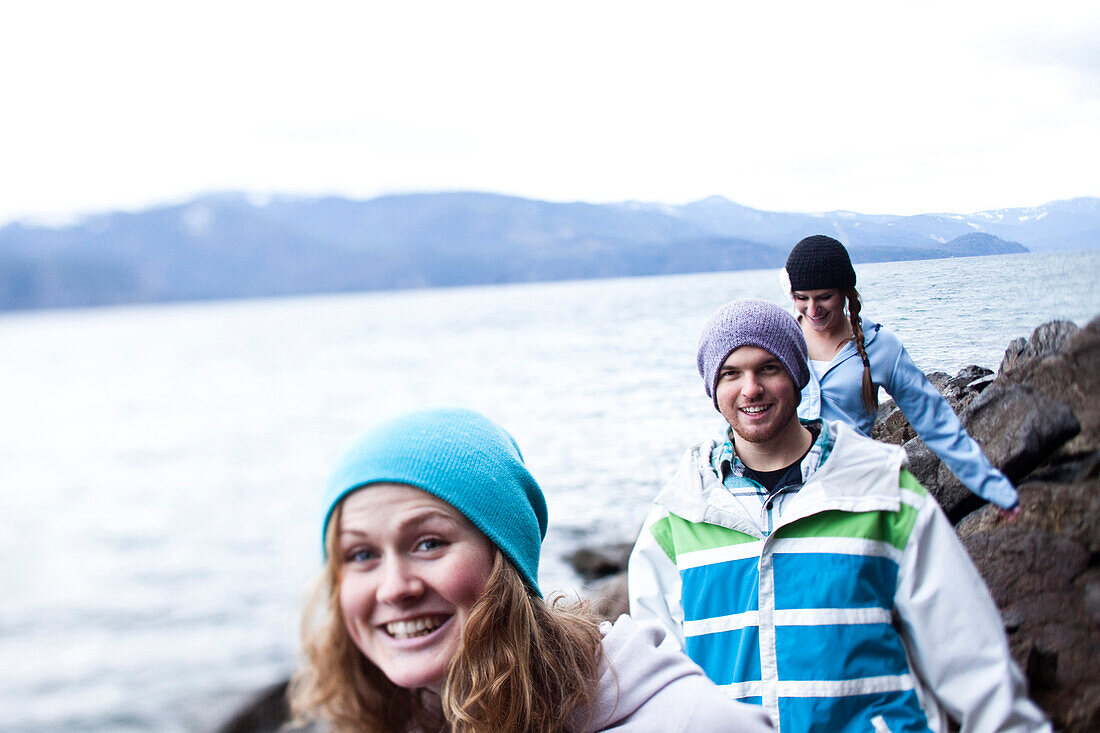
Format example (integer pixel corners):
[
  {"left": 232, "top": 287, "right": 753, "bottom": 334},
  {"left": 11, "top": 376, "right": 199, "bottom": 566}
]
[{"left": 1, "top": 191, "right": 1094, "bottom": 311}]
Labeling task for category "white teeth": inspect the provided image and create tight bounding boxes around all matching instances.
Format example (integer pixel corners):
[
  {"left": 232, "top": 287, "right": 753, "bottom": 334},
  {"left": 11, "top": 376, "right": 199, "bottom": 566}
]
[
  {"left": 385, "top": 616, "right": 447, "bottom": 639},
  {"left": 741, "top": 405, "right": 768, "bottom": 414}
]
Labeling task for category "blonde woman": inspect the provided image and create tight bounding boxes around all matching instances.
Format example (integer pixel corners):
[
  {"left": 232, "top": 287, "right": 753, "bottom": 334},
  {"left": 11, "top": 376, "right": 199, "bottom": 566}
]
[
  {"left": 289, "top": 407, "right": 773, "bottom": 733},
  {"left": 784, "top": 234, "right": 1019, "bottom": 514}
]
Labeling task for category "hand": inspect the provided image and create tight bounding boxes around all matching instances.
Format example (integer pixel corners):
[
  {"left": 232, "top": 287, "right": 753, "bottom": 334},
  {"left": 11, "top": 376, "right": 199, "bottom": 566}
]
[{"left": 998, "top": 505, "right": 1022, "bottom": 522}]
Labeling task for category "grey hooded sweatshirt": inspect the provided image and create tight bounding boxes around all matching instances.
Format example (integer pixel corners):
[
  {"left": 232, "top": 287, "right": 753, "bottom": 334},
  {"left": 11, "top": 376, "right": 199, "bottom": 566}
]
[{"left": 578, "top": 615, "right": 773, "bottom": 732}]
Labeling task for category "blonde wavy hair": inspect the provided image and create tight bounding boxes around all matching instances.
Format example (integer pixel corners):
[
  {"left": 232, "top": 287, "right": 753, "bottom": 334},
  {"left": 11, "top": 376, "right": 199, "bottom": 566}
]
[{"left": 288, "top": 503, "right": 603, "bottom": 732}]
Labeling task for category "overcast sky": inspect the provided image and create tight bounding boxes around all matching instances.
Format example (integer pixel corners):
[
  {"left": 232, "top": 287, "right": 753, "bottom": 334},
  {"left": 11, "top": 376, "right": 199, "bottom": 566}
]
[{"left": 2, "top": 1, "right": 1097, "bottom": 225}]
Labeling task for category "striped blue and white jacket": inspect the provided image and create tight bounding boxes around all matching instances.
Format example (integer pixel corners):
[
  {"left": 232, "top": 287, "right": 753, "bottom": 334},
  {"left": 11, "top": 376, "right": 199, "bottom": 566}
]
[{"left": 627, "top": 421, "right": 1048, "bottom": 733}]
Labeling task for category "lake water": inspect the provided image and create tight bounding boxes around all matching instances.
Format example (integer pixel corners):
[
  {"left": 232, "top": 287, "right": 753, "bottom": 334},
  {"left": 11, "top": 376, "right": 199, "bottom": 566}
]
[{"left": 2, "top": 249, "right": 1098, "bottom": 732}]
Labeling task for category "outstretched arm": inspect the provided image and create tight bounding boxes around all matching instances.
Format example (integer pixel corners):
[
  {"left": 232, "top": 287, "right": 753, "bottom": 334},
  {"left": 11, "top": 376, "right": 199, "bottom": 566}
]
[{"left": 886, "top": 339, "right": 1018, "bottom": 510}]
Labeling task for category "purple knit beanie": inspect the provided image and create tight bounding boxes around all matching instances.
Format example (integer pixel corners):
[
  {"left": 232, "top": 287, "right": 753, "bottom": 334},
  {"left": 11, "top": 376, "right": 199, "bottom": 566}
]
[{"left": 697, "top": 298, "right": 809, "bottom": 408}]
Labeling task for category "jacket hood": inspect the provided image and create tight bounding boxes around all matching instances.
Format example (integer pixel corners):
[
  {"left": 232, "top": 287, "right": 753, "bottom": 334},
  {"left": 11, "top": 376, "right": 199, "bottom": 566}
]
[
  {"left": 655, "top": 421, "right": 906, "bottom": 534},
  {"left": 578, "top": 616, "right": 774, "bottom": 732},
  {"left": 826, "top": 315, "right": 883, "bottom": 369}
]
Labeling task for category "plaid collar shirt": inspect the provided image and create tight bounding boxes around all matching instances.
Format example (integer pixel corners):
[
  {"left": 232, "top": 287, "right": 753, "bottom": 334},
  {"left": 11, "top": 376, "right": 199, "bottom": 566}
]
[{"left": 711, "top": 418, "right": 833, "bottom": 536}]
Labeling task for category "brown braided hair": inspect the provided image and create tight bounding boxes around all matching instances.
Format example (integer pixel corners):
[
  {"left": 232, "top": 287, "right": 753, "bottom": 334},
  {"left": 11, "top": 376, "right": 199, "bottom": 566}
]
[{"left": 844, "top": 287, "right": 878, "bottom": 414}]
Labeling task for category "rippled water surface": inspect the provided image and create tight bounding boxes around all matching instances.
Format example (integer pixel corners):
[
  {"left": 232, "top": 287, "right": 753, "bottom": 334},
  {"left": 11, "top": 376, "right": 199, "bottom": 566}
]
[{"left": 2, "top": 249, "right": 1097, "bottom": 731}]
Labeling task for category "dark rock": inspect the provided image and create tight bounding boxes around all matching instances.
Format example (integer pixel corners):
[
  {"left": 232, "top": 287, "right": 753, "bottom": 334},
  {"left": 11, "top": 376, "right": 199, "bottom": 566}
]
[
  {"left": 996, "top": 316, "right": 1100, "bottom": 456},
  {"left": 963, "top": 383, "right": 1079, "bottom": 481},
  {"left": 1026, "top": 450, "right": 1100, "bottom": 484},
  {"left": 1080, "top": 568, "right": 1100, "bottom": 627},
  {"left": 957, "top": 479, "right": 1100, "bottom": 555},
  {"left": 925, "top": 370, "right": 952, "bottom": 393},
  {"left": 942, "top": 365, "right": 994, "bottom": 411},
  {"left": 902, "top": 438, "right": 941, "bottom": 495},
  {"left": 1062, "top": 685, "right": 1100, "bottom": 733},
  {"left": 215, "top": 681, "right": 300, "bottom": 733},
  {"left": 960, "top": 525, "right": 1087, "bottom": 605},
  {"left": 1001, "top": 607, "right": 1026, "bottom": 633},
  {"left": 1000, "top": 336, "right": 1027, "bottom": 376},
  {"left": 589, "top": 573, "right": 629, "bottom": 621},
  {"left": 942, "top": 489, "right": 988, "bottom": 525},
  {"left": 874, "top": 405, "right": 916, "bottom": 446},
  {"left": 999, "top": 320, "right": 1080, "bottom": 376},
  {"left": 938, "top": 383, "right": 1079, "bottom": 511},
  {"left": 1025, "top": 644, "right": 1060, "bottom": 690},
  {"left": 564, "top": 543, "right": 633, "bottom": 582},
  {"left": 956, "top": 475, "right": 1100, "bottom": 729}
]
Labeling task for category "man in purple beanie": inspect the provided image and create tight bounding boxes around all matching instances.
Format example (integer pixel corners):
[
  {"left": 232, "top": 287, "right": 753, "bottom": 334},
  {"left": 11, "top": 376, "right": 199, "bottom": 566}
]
[{"left": 627, "top": 298, "right": 1048, "bottom": 733}]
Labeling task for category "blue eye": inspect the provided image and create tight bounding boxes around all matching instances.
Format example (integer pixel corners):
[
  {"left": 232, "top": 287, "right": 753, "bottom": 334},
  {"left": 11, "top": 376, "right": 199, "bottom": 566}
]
[
  {"left": 415, "top": 538, "right": 446, "bottom": 552},
  {"left": 346, "top": 548, "right": 377, "bottom": 563}
]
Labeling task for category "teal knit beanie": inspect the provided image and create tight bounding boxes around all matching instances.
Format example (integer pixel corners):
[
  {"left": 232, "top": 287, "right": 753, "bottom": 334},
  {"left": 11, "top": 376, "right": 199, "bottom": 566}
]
[{"left": 321, "top": 407, "right": 548, "bottom": 594}]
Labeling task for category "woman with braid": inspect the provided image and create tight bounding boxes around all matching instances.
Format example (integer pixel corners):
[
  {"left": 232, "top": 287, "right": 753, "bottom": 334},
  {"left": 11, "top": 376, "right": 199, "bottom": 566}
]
[{"left": 783, "top": 235, "right": 1020, "bottom": 514}]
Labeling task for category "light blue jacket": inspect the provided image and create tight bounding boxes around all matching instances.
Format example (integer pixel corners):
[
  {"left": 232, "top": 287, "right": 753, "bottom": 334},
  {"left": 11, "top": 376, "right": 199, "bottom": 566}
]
[{"left": 797, "top": 317, "right": 1018, "bottom": 509}]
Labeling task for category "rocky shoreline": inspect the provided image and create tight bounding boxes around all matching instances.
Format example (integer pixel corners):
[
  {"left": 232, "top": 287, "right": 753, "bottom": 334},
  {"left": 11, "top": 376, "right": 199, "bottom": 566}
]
[{"left": 220, "top": 317, "right": 1100, "bottom": 732}]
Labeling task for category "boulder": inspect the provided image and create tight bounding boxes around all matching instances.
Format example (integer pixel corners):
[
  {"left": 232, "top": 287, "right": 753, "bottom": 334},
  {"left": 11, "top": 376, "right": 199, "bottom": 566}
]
[
  {"left": 565, "top": 543, "right": 632, "bottom": 621},
  {"left": 996, "top": 316, "right": 1100, "bottom": 457},
  {"left": 563, "top": 543, "right": 633, "bottom": 583},
  {"left": 955, "top": 475, "right": 1100, "bottom": 731},
  {"left": 941, "top": 364, "right": 994, "bottom": 411},
  {"left": 873, "top": 319, "right": 1095, "bottom": 520},
  {"left": 589, "top": 572, "right": 630, "bottom": 621},
  {"left": 872, "top": 366, "right": 991, "bottom": 449},
  {"left": 925, "top": 370, "right": 952, "bottom": 393},
  {"left": 901, "top": 437, "right": 943, "bottom": 499},
  {"left": 957, "top": 479, "right": 1100, "bottom": 554},
  {"left": 873, "top": 401, "right": 915, "bottom": 445},
  {"left": 999, "top": 320, "right": 1080, "bottom": 376},
  {"left": 959, "top": 382, "right": 1079, "bottom": 480},
  {"left": 932, "top": 383, "right": 1080, "bottom": 516},
  {"left": 214, "top": 681, "right": 316, "bottom": 733}
]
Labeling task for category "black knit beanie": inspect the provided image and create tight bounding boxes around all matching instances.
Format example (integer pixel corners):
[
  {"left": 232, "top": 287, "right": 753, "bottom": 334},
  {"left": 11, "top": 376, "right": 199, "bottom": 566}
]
[{"left": 785, "top": 235, "right": 856, "bottom": 291}]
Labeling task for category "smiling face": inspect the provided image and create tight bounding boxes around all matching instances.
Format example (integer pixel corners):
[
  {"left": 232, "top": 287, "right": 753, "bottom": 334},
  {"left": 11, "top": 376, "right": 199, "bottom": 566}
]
[
  {"left": 715, "top": 345, "right": 801, "bottom": 448},
  {"left": 791, "top": 288, "right": 846, "bottom": 334},
  {"left": 337, "top": 483, "right": 496, "bottom": 694}
]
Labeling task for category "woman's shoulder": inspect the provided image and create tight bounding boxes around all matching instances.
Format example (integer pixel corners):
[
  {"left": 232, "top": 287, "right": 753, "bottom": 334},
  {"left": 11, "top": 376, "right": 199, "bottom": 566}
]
[
  {"left": 598, "top": 614, "right": 676, "bottom": 658},
  {"left": 583, "top": 616, "right": 773, "bottom": 732},
  {"left": 585, "top": 616, "right": 696, "bottom": 728},
  {"left": 858, "top": 314, "right": 884, "bottom": 336},
  {"left": 859, "top": 316, "right": 903, "bottom": 352}
]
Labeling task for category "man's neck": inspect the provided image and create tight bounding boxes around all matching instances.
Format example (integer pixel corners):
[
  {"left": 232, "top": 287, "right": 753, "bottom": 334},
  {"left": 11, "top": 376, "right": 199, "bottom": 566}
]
[{"left": 732, "top": 418, "right": 814, "bottom": 472}]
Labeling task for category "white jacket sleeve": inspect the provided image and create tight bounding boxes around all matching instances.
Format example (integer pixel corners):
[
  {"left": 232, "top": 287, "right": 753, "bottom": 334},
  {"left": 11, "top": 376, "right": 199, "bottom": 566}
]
[
  {"left": 626, "top": 506, "right": 686, "bottom": 650},
  {"left": 894, "top": 497, "right": 1050, "bottom": 733}
]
